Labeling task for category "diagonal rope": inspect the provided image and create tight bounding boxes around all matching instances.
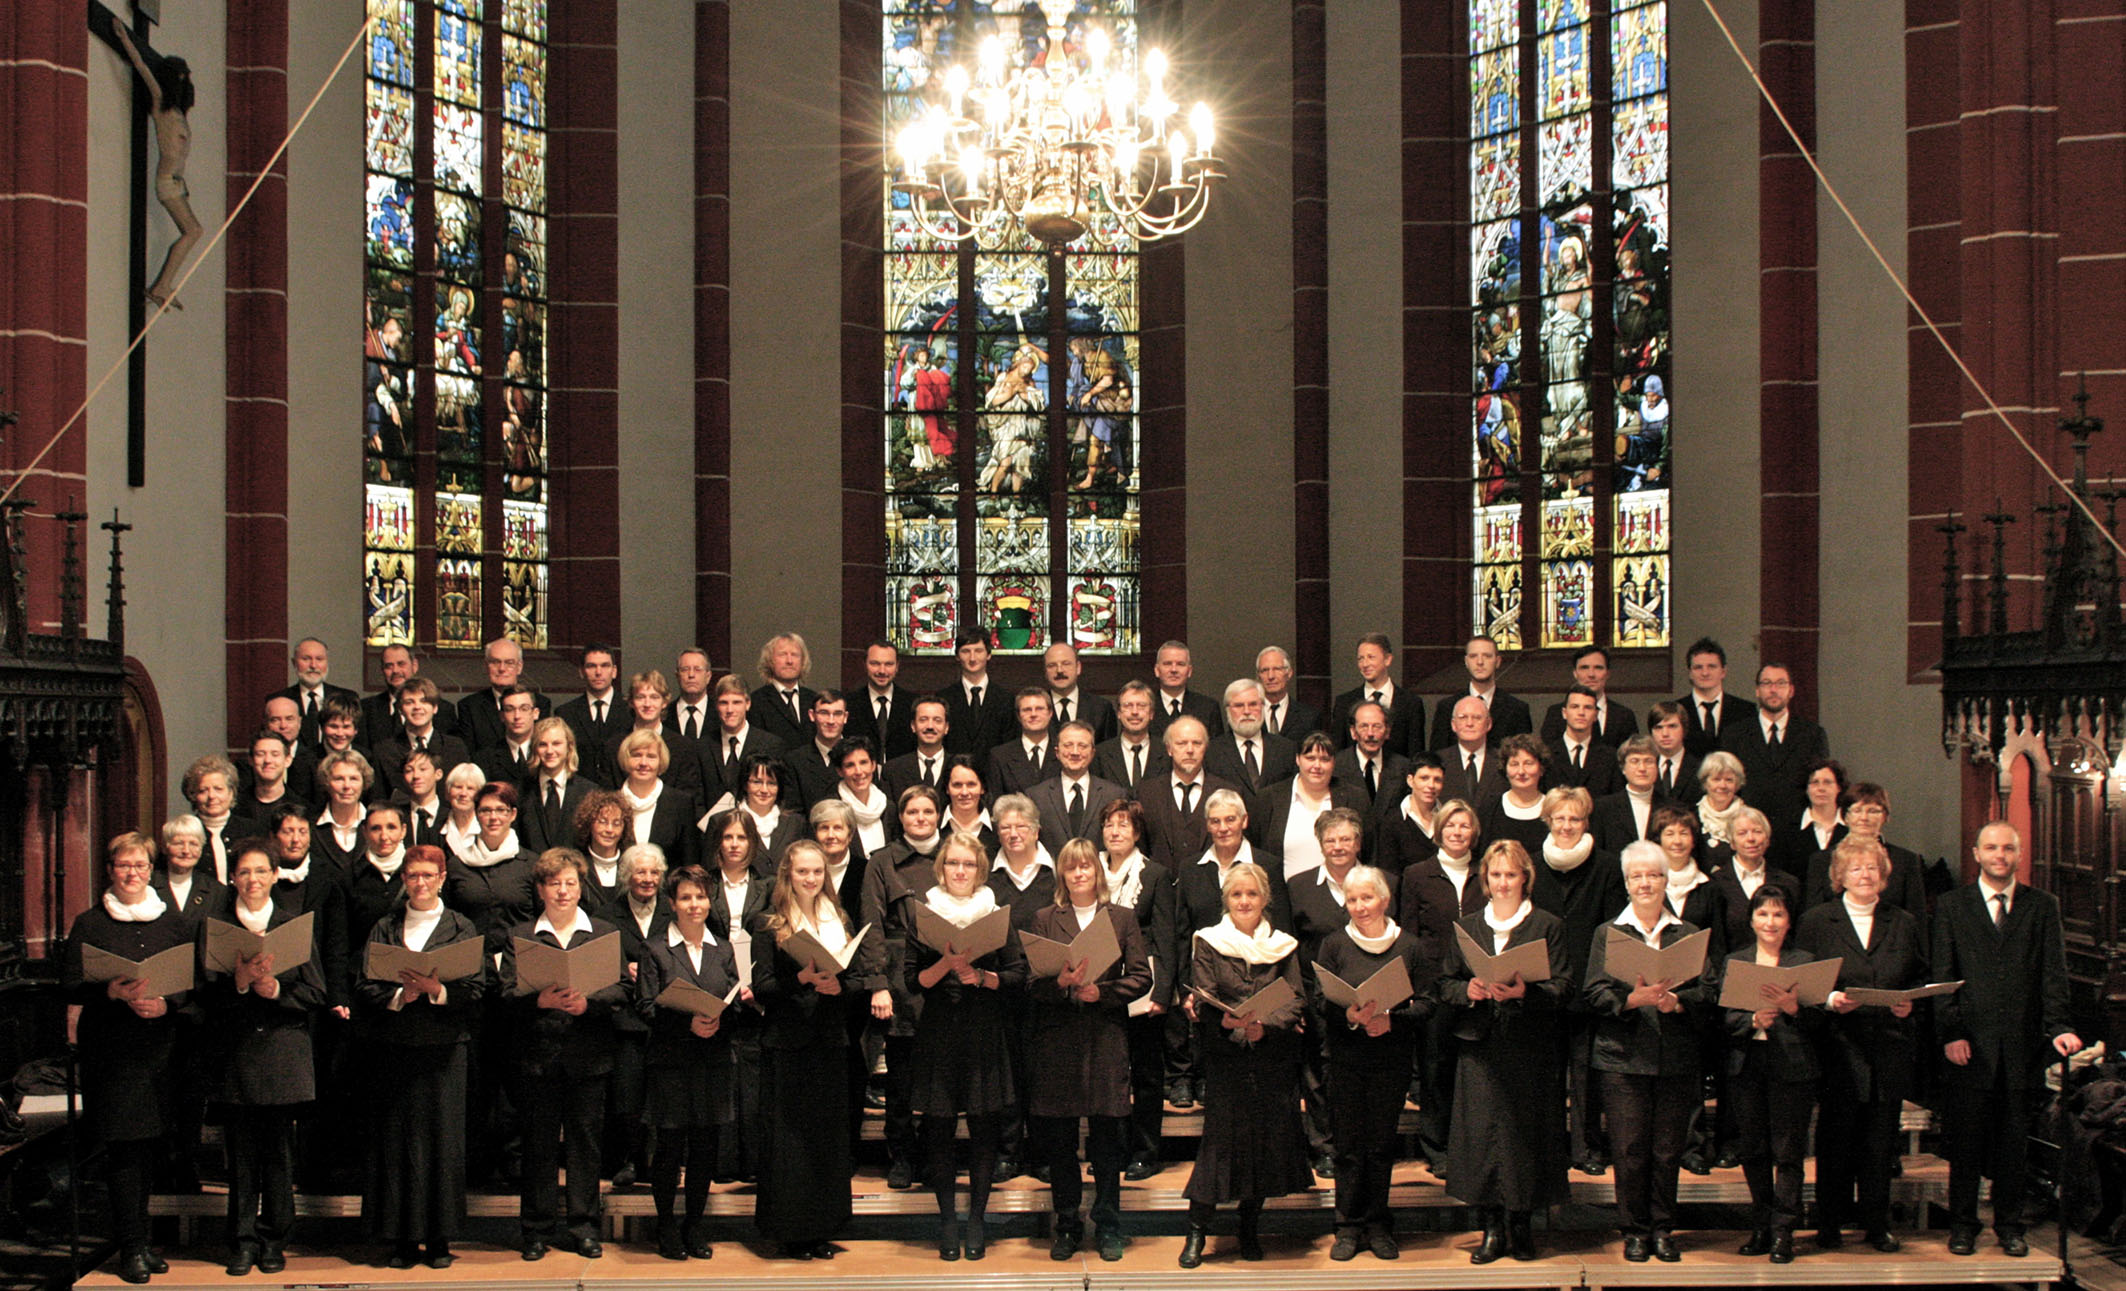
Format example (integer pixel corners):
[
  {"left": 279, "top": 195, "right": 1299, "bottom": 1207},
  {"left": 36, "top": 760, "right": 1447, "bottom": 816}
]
[
  {"left": 1696, "top": 0, "right": 2124, "bottom": 561},
  {"left": 0, "top": 14, "right": 374, "bottom": 509}
]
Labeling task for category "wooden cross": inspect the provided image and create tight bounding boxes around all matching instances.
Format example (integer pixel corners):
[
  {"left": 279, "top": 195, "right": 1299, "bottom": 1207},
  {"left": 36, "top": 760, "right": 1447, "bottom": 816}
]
[{"left": 88, "top": 1, "right": 165, "bottom": 487}]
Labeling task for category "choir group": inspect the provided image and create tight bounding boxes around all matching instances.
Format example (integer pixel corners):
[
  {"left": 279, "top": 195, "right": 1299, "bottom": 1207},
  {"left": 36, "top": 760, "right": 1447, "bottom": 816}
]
[{"left": 62, "top": 629, "right": 2085, "bottom": 1281}]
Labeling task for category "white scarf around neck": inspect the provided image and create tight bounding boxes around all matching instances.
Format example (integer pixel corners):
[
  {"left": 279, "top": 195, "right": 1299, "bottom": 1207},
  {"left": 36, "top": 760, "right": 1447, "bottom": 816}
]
[
  {"left": 274, "top": 855, "right": 311, "bottom": 886},
  {"left": 1543, "top": 834, "right": 1594, "bottom": 872},
  {"left": 462, "top": 833, "right": 520, "bottom": 869},
  {"left": 366, "top": 845, "right": 407, "bottom": 879},
  {"left": 234, "top": 897, "right": 275, "bottom": 933},
  {"left": 1103, "top": 850, "right": 1146, "bottom": 908},
  {"left": 104, "top": 887, "right": 169, "bottom": 923},
  {"left": 924, "top": 884, "right": 999, "bottom": 927},
  {"left": 838, "top": 783, "right": 889, "bottom": 827},
  {"left": 1697, "top": 794, "right": 1745, "bottom": 846},
  {"left": 1664, "top": 859, "right": 1708, "bottom": 906},
  {"left": 1347, "top": 917, "right": 1402, "bottom": 954},
  {"left": 1483, "top": 898, "right": 1533, "bottom": 935},
  {"left": 1195, "top": 915, "right": 1297, "bottom": 964}
]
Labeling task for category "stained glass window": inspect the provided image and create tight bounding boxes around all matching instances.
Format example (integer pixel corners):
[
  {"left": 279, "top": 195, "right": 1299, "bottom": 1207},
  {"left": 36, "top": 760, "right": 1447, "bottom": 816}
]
[
  {"left": 364, "top": 0, "right": 551, "bottom": 651},
  {"left": 1469, "top": 0, "right": 1671, "bottom": 651},
  {"left": 883, "top": 1, "right": 1142, "bottom": 655}
]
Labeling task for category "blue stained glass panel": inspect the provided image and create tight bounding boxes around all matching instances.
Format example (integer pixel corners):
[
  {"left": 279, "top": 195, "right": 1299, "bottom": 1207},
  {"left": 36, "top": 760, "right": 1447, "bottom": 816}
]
[{"left": 1612, "top": 3, "right": 1668, "bottom": 100}]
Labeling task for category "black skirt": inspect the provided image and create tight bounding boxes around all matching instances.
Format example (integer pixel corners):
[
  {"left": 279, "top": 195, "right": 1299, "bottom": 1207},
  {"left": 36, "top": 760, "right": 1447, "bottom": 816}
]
[
  {"left": 1184, "top": 1023, "right": 1315, "bottom": 1205},
  {"left": 753, "top": 1039, "right": 851, "bottom": 1241},
  {"left": 361, "top": 1041, "right": 469, "bottom": 1242}
]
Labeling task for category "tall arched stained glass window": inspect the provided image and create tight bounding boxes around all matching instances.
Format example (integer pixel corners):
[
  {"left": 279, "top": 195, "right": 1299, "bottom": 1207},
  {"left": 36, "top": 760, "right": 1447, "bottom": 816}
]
[
  {"left": 882, "top": 2, "right": 1143, "bottom": 656},
  {"left": 364, "top": 0, "right": 551, "bottom": 652},
  {"left": 1469, "top": 0, "right": 1669, "bottom": 652}
]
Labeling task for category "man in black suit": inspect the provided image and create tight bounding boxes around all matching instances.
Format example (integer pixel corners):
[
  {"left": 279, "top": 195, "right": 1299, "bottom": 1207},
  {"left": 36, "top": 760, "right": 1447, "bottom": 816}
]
[
  {"left": 986, "top": 688, "right": 1061, "bottom": 797},
  {"left": 1203, "top": 678, "right": 1295, "bottom": 804},
  {"left": 553, "top": 644, "right": 625, "bottom": 787},
  {"left": 1043, "top": 642, "right": 1117, "bottom": 742},
  {"left": 471, "top": 687, "right": 541, "bottom": 788},
  {"left": 1028, "top": 722, "right": 1125, "bottom": 855},
  {"left": 521, "top": 720, "right": 595, "bottom": 853},
  {"left": 239, "top": 728, "right": 308, "bottom": 820},
  {"left": 1591, "top": 734, "right": 1669, "bottom": 853},
  {"left": 1147, "top": 640, "right": 1222, "bottom": 740},
  {"left": 1540, "top": 645, "right": 1640, "bottom": 749},
  {"left": 1332, "top": 699, "right": 1410, "bottom": 817},
  {"left": 1800, "top": 784, "right": 1930, "bottom": 931},
  {"left": 1934, "top": 822, "right": 2082, "bottom": 1258},
  {"left": 1132, "top": 715, "right": 1238, "bottom": 875},
  {"left": 1719, "top": 662, "right": 1830, "bottom": 833},
  {"left": 1437, "top": 696, "right": 1506, "bottom": 814},
  {"left": 1679, "top": 636, "right": 1756, "bottom": 759},
  {"left": 358, "top": 643, "right": 456, "bottom": 754},
  {"left": 662, "top": 648, "right": 717, "bottom": 749},
  {"left": 1328, "top": 632, "right": 1426, "bottom": 757},
  {"left": 1093, "top": 680, "right": 1166, "bottom": 792},
  {"left": 881, "top": 694, "right": 952, "bottom": 803},
  {"left": 943, "top": 630, "right": 1017, "bottom": 756},
  {"left": 1644, "top": 702, "right": 1702, "bottom": 804},
  {"left": 256, "top": 698, "right": 317, "bottom": 803},
  {"left": 274, "top": 636, "right": 362, "bottom": 750},
  {"left": 749, "top": 632, "right": 818, "bottom": 750},
  {"left": 1545, "top": 685, "right": 1623, "bottom": 796},
  {"left": 783, "top": 690, "right": 852, "bottom": 810},
  {"left": 456, "top": 637, "right": 551, "bottom": 753},
  {"left": 394, "top": 747, "right": 450, "bottom": 850},
  {"left": 849, "top": 639, "right": 918, "bottom": 761},
  {"left": 699, "top": 674, "right": 787, "bottom": 809},
  {"left": 373, "top": 678, "right": 470, "bottom": 798},
  {"left": 1429, "top": 633, "right": 1532, "bottom": 749},
  {"left": 1255, "top": 645, "right": 1322, "bottom": 739}
]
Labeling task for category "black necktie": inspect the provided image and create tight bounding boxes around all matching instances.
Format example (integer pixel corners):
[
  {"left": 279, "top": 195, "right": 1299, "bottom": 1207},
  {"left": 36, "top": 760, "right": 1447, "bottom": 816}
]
[
  {"left": 1364, "top": 757, "right": 1377, "bottom": 798},
  {"left": 1069, "top": 782, "right": 1085, "bottom": 837},
  {"left": 1370, "top": 689, "right": 1383, "bottom": 708},
  {"left": 1572, "top": 744, "right": 1584, "bottom": 770},
  {"left": 1029, "top": 743, "right": 1043, "bottom": 773},
  {"left": 1057, "top": 696, "right": 1072, "bottom": 725},
  {"left": 1993, "top": 891, "right": 2008, "bottom": 929},
  {"left": 921, "top": 756, "right": 936, "bottom": 787},
  {"left": 514, "top": 747, "right": 527, "bottom": 768},
  {"left": 1267, "top": 701, "right": 1281, "bottom": 734},
  {"left": 1702, "top": 700, "right": 1716, "bottom": 731},
  {"left": 1660, "top": 758, "right": 1674, "bottom": 793},
  {"left": 418, "top": 808, "right": 434, "bottom": 838},
  {"left": 592, "top": 699, "right": 605, "bottom": 725},
  {"left": 546, "top": 779, "right": 561, "bottom": 814},
  {"left": 783, "top": 689, "right": 800, "bottom": 724},
  {"left": 878, "top": 695, "right": 890, "bottom": 726},
  {"left": 304, "top": 690, "right": 318, "bottom": 719},
  {"left": 1170, "top": 698, "right": 1182, "bottom": 718},
  {"left": 683, "top": 706, "right": 699, "bottom": 741},
  {"left": 411, "top": 735, "right": 425, "bottom": 753},
  {"left": 970, "top": 685, "right": 983, "bottom": 710},
  {"left": 1243, "top": 738, "right": 1259, "bottom": 781},
  {"left": 1179, "top": 782, "right": 1196, "bottom": 815},
  {"left": 727, "top": 735, "right": 739, "bottom": 771},
  {"left": 1130, "top": 744, "right": 1144, "bottom": 786},
  {"left": 1465, "top": 752, "right": 1476, "bottom": 780},
  {"left": 1767, "top": 722, "right": 1782, "bottom": 750}
]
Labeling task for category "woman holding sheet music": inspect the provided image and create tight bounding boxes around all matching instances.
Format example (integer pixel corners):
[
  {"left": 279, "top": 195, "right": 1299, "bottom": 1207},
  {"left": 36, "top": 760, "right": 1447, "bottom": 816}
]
[
  {"left": 1178, "top": 860, "right": 1311, "bottom": 1269},
  {"left": 634, "top": 863, "right": 744, "bottom": 1261},
  {"left": 1096, "top": 798, "right": 1176, "bottom": 1182},
  {"left": 352, "top": 844, "right": 486, "bottom": 1269},
  {"left": 1795, "top": 834, "right": 1927, "bottom": 1253},
  {"left": 1309, "top": 864, "right": 1430, "bottom": 1263},
  {"left": 499, "top": 848, "right": 630, "bottom": 1262},
  {"left": 1722, "top": 884, "right": 1820, "bottom": 1263},
  {"left": 750, "top": 838, "right": 882, "bottom": 1259},
  {"left": 65, "top": 831, "right": 197, "bottom": 1285},
  {"left": 200, "top": 840, "right": 325, "bottom": 1275},
  {"left": 905, "top": 831, "right": 1028, "bottom": 1260},
  {"left": 709, "top": 818, "right": 774, "bottom": 1184},
  {"left": 1437, "top": 839, "right": 1571, "bottom": 1265},
  {"left": 1024, "top": 838, "right": 1151, "bottom": 1262},
  {"left": 1582, "top": 841, "right": 1716, "bottom": 1263}
]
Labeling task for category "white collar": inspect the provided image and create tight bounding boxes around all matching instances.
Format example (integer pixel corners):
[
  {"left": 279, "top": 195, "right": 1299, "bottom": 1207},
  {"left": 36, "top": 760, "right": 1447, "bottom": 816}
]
[
  {"left": 1615, "top": 905, "right": 1682, "bottom": 940},
  {"left": 1760, "top": 710, "right": 1788, "bottom": 738},
  {"left": 1023, "top": 734, "right": 1050, "bottom": 757},
  {"left": 1979, "top": 874, "right": 2016, "bottom": 902},
  {"left": 1360, "top": 679, "right": 1395, "bottom": 702},
  {"left": 991, "top": 847, "right": 1054, "bottom": 883},
  {"left": 721, "top": 721, "right": 751, "bottom": 745},
  {"left": 541, "top": 769, "right": 570, "bottom": 791},
  {"left": 1197, "top": 839, "right": 1256, "bottom": 871},
  {"left": 667, "top": 921, "right": 717, "bottom": 949},
  {"left": 535, "top": 907, "right": 594, "bottom": 940},
  {"left": 1059, "top": 769, "right": 1089, "bottom": 790}
]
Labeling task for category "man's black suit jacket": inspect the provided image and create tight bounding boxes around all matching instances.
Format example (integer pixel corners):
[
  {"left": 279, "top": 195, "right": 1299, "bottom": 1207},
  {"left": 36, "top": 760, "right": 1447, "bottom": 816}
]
[
  {"left": 749, "top": 683, "right": 818, "bottom": 750},
  {"left": 1147, "top": 689, "right": 1223, "bottom": 740},
  {"left": 1332, "top": 747, "right": 1411, "bottom": 816},
  {"left": 1932, "top": 881, "right": 2073, "bottom": 1092},
  {"left": 696, "top": 727, "right": 788, "bottom": 810},
  {"left": 1721, "top": 714, "right": 1832, "bottom": 836},
  {"left": 1132, "top": 771, "right": 1242, "bottom": 875},
  {"left": 1428, "top": 689, "right": 1533, "bottom": 749},
  {"left": 943, "top": 681, "right": 1018, "bottom": 757},
  {"left": 1590, "top": 789, "right": 1672, "bottom": 854},
  {"left": 1437, "top": 745, "right": 1507, "bottom": 815},
  {"left": 847, "top": 688, "right": 920, "bottom": 762},
  {"left": 986, "top": 737, "right": 1062, "bottom": 798},
  {"left": 373, "top": 732, "right": 471, "bottom": 799},
  {"left": 782, "top": 741, "right": 843, "bottom": 811},
  {"left": 1204, "top": 730, "right": 1297, "bottom": 802},
  {"left": 1028, "top": 774, "right": 1127, "bottom": 856},
  {"left": 1329, "top": 684, "right": 1426, "bottom": 758},
  {"left": 1049, "top": 691, "right": 1118, "bottom": 743},
  {"left": 1263, "top": 695, "right": 1323, "bottom": 740},
  {"left": 555, "top": 693, "right": 628, "bottom": 786},
  {"left": 519, "top": 774, "right": 595, "bottom": 854},
  {"left": 275, "top": 682, "right": 362, "bottom": 748},
  {"left": 1091, "top": 736, "right": 1167, "bottom": 794},
  {"left": 1544, "top": 739, "right": 1623, "bottom": 798},
  {"left": 1539, "top": 698, "right": 1640, "bottom": 749},
  {"left": 455, "top": 687, "right": 552, "bottom": 753},
  {"left": 1679, "top": 691, "right": 1757, "bottom": 759}
]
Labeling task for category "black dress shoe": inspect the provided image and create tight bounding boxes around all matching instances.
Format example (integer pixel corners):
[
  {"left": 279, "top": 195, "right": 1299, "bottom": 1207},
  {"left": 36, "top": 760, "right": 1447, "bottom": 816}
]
[
  {"left": 521, "top": 1240, "right": 549, "bottom": 1261},
  {"left": 1168, "top": 1080, "right": 1195, "bottom": 1110},
  {"left": 938, "top": 1217, "right": 961, "bottom": 1261},
  {"left": 576, "top": 1236, "right": 604, "bottom": 1259},
  {"left": 1177, "top": 1226, "right": 1206, "bottom": 1268},
  {"left": 1471, "top": 1225, "right": 1507, "bottom": 1264},
  {"left": 1368, "top": 1232, "right": 1400, "bottom": 1260},
  {"left": 117, "top": 1250, "right": 153, "bottom": 1285},
  {"left": 426, "top": 1245, "right": 455, "bottom": 1269},
  {"left": 1679, "top": 1151, "right": 1712, "bottom": 1175},
  {"left": 1098, "top": 1228, "right": 1126, "bottom": 1261},
  {"left": 1948, "top": 1232, "right": 1977, "bottom": 1256},
  {"left": 1312, "top": 1154, "right": 1337, "bottom": 1179},
  {"left": 1507, "top": 1213, "right": 1537, "bottom": 1261},
  {"left": 1816, "top": 1226, "right": 1844, "bottom": 1250},
  {"left": 1769, "top": 1232, "right": 1794, "bottom": 1263},
  {"left": 256, "top": 1245, "right": 286, "bottom": 1274},
  {"left": 1574, "top": 1155, "right": 1609, "bottom": 1175},
  {"left": 962, "top": 1221, "right": 987, "bottom": 1261},
  {"left": 1652, "top": 1235, "right": 1681, "bottom": 1262},
  {"left": 778, "top": 1241, "right": 813, "bottom": 1260},
  {"left": 1125, "top": 1156, "right": 1159, "bottom": 1181},
  {"left": 887, "top": 1157, "right": 915, "bottom": 1189},
  {"left": 810, "top": 1239, "right": 838, "bottom": 1260},
  {"left": 1331, "top": 1234, "right": 1360, "bottom": 1261},
  {"left": 143, "top": 1252, "right": 169, "bottom": 1274},
  {"left": 226, "top": 1242, "right": 260, "bottom": 1276},
  {"left": 864, "top": 1084, "right": 887, "bottom": 1109},
  {"left": 1622, "top": 1235, "right": 1650, "bottom": 1263},
  {"left": 1715, "top": 1149, "right": 1742, "bottom": 1169},
  {"left": 1739, "top": 1229, "right": 1773, "bottom": 1256},
  {"left": 684, "top": 1223, "right": 714, "bottom": 1260},
  {"left": 388, "top": 1243, "right": 418, "bottom": 1269},
  {"left": 1050, "top": 1222, "right": 1082, "bottom": 1261},
  {"left": 1029, "top": 1162, "right": 1053, "bottom": 1183},
  {"left": 993, "top": 1158, "right": 1020, "bottom": 1181},
  {"left": 1864, "top": 1230, "right": 1900, "bottom": 1253},
  {"left": 2001, "top": 1233, "right": 2030, "bottom": 1258},
  {"left": 659, "top": 1230, "right": 689, "bottom": 1261},
  {"left": 610, "top": 1162, "right": 637, "bottom": 1190}
]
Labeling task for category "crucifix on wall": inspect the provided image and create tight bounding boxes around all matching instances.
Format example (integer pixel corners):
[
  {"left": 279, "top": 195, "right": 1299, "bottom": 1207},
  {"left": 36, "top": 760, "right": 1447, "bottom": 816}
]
[{"left": 89, "top": 1, "right": 195, "bottom": 486}]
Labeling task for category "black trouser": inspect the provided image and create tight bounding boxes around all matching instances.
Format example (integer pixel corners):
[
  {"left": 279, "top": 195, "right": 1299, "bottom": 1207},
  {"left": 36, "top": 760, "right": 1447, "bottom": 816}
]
[
  {"left": 651, "top": 1124, "right": 719, "bottom": 1231},
  {"left": 1945, "top": 1071, "right": 2038, "bottom": 1238},
  {"left": 519, "top": 1071, "right": 608, "bottom": 1244},
  {"left": 1415, "top": 1010, "right": 1457, "bottom": 1165},
  {"left": 1163, "top": 1007, "right": 1197, "bottom": 1088},
  {"left": 1730, "top": 1053, "right": 1813, "bottom": 1235},
  {"left": 845, "top": 998, "right": 873, "bottom": 1160},
  {"left": 602, "top": 1032, "right": 648, "bottom": 1175},
  {"left": 925, "top": 1112, "right": 1001, "bottom": 1220},
  {"left": 1600, "top": 1070, "right": 1696, "bottom": 1237},
  {"left": 1327, "top": 1061, "right": 1405, "bottom": 1238},
  {"left": 105, "top": 1138, "right": 158, "bottom": 1250},
  {"left": 1814, "top": 1092, "right": 1902, "bottom": 1234},
  {"left": 1035, "top": 1114, "right": 1127, "bottom": 1229},
  {"left": 1564, "top": 1018, "right": 1607, "bottom": 1161},
  {"left": 1299, "top": 1018, "right": 1332, "bottom": 1158},
  {"left": 883, "top": 1034, "right": 918, "bottom": 1167},
  {"left": 1125, "top": 1012, "right": 1166, "bottom": 1162},
  {"left": 717, "top": 1031, "right": 763, "bottom": 1181},
  {"left": 223, "top": 1107, "right": 297, "bottom": 1250}
]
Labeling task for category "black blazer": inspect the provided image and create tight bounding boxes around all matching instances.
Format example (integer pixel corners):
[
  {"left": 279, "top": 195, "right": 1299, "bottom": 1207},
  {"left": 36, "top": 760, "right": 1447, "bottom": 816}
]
[
  {"left": 1680, "top": 691, "right": 1756, "bottom": 759},
  {"left": 624, "top": 785, "right": 703, "bottom": 870},
  {"left": 1373, "top": 801, "right": 1438, "bottom": 882},
  {"left": 455, "top": 687, "right": 553, "bottom": 753},
  {"left": 880, "top": 747, "right": 953, "bottom": 805},
  {"left": 943, "top": 680, "right": 1018, "bottom": 757},
  {"left": 1590, "top": 789, "right": 1671, "bottom": 854},
  {"left": 273, "top": 860, "right": 352, "bottom": 1011},
  {"left": 1795, "top": 899, "right": 1927, "bottom": 1102},
  {"left": 1049, "top": 690, "right": 1118, "bottom": 744},
  {"left": 274, "top": 681, "right": 362, "bottom": 748},
  {"left": 1802, "top": 838, "right": 1927, "bottom": 938},
  {"left": 197, "top": 889, "right": 327, "bottom": 1106},
  {"left": 554, "top": 693, "right": 628, "bottom": 786},
  {"left": 1932, "top": 882, "right": 2074, "bottom": 1092},
  {"left": 153, "top": 869, "right": 225, "bottom": 921},
  {"left": 1397, "top": 857, "right": 1487, "bottom": 967},
  {"left": 373, "top": 732, "right": 471, "bottom": 799},
  {"left": 1256, "top": 779, "right": 1372, "bottom": 858},
  {"left": 1721, "top": 944, "right": 1824, "bottom": 1082},
  {"left": 695, "top": 726, "right": 786, "bottom": 810},
  {"left": 1429, "top": 689, "right": 1533, "bottom": 749},
  {"left": 1102, "top": 856, "right": 1179, "bottom": 1008},
  {"left": 351, "top": 905, "right": 487, "bottom": 1046},
  {"left": 782, "top": 740, "right": 843, "bottom": 811},
  {"left": 1091, "top": 736, "right": 1167, "bottom": 793},
  {"left": 612, "top": 725, "right": 706, "bottom": 805},
  {"left": 1707, "top": 863, "right": 1801, "bottom": 953},
  {"left": 1720, "top": 715, "right": 1832, "bottom": 835},
  {"left": 1265, "top": 695, "right": 1323, "bottom": 740},
  {"left": 986, "top": 737, "right": 1063, "bottom": 798},
  {"left": 1437, "top": 745, "right": 1507, "bottom": 815},
  {"left": 471, "top": 745, "right": 537, "bottom": 794},
  {"left": 1582, "top": 916, "right": 1715, "bottom": 1076},
  {"left": 749, "top": 683, "right": 818, "bottom": 750},
  {"left": 1437, "top": 908, "right": 1572, "bottom": 1043},
  {"left": 1028, "top": 774, "right": 1127, "bottom": 856},
  {"left": 1174, "top": 850, "right": 1294, "bottom": 964},
  {"left": 847, "top": 687, "right": 920, "bottom": 762},
  {"left": 1540, "top": 698, "right": 1640, "bottom": 750},
  {"left": 1653, "top": 751, "right": 1703, "bottom": 805},
  {"left": 1330, "top": 684, "right": 1427, "bottom": 758},
  {"left": 1544, "top": 738, "right": 1623, "bottom": 798},
  {"left": 1332, "top": 748, "right": 1410, "bottom": 814},
  {"left": 520, "top": 774, "right": 595, "bottom": 854},
  {"left": 1204, "top": 730, "right": 1297, "bottom": 800},
  {"left": 499, "top": 914, "right": 632, "bottom": 1077},
  {"left": 636, "top": 932, "right": 742, "bottom": 1096},
  {"left": 1132, "top": 771, "right": 1243, "bottom": 875},
  {"left": 1147, "top": 688, "right": 1224, "bottom": 740}
]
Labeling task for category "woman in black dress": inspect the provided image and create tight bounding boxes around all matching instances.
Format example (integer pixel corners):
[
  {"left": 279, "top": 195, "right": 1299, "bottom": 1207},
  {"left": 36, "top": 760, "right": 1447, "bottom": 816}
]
[
  {"left": 942, "top": 756, "right": 999, "bottom": 854},
  {"left": 200, "top": 839, "right": 325, "bottom": 1275},
  {"left": 1312, "top": 864, "right": 1431, "bottom": 1262},
  {"left": 751, "top": 838, "right": 880, "bottom": 1259},
  {"left": 1439, "top": 839, "right": 1572, "bottom": 1263},
  {"left": 1095, "top": 797, "right": 1176, "bottom": 1180},
  {"left": 1026, "top": 838, "right": 1151, "bottom": 1262},
  {"left": 907, "top": 831, "right": 1028, "bottom": 1260},
  {"left": 604, "top": 841, "right": 668, "bottom": 1191},
  {"left": 1724, "top": 884, "right": 1819, "bottom": 1263},
  {"left": 1796, "top": 835, "right": 1926, "bottom": 1252},
  {"left": 1480, "top": 734, "right": 1551, "bottom": 857},
  {"left": 355, "top": 844, "right": 486, "bottom": 1269},
  {"left": 635, "top": 863, "right": 743, "bottom": 1260},
  {"left": 500, "top": 849, "right": 631, "bottom": 1261},
  {"left": 615, "top": 728, "right": 699, "bottom": 868},
  {"left": 66, "top": 832, "right": 195, "bottom": 1285},
  {"left": 444, "top": 781, "right": 536, "bottom": 948},
  {"left": 573, "top": 789, "right": 632, "bottom": 916},
  {"left": 1179, "top": 860, "right": 1312, "bottom": 1268},
  {"left": 737, "top": 753, "right": 806, "bottom": 861},
  {"left": 709, "top": 814, "right": 775, "bottom": 1183},
  {"left": 1530, "top": 786, "right": 1625, "bottom": 1176}
]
